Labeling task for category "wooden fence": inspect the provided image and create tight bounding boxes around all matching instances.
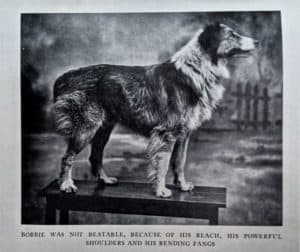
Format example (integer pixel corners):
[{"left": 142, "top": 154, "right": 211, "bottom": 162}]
[{"left": 231, "top": 83, "right": 273, "bottom": 130}]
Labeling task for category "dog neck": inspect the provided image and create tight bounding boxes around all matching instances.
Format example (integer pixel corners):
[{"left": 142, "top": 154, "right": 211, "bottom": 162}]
[{"left": 170, "top": 30, "right": 230, "bottom": 93}]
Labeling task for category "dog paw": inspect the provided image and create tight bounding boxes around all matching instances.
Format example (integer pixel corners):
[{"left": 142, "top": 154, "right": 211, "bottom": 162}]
[
  {"left": 100, "top": 176, "right": 118, "bottom": 185},
  {"left": 156, "top": 187, "right": 172, "bottom": 198},
  {"left": 179, "top": 181, "right": 194, "bottom": 191},
  {"left": 60, "top": 180, "right": 78, "bottom": 193}
]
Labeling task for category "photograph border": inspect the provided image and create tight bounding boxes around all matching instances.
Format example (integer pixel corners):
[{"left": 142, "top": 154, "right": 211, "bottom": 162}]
[{"left": 0, "top": 0, "right": 299, "bottom": 251}]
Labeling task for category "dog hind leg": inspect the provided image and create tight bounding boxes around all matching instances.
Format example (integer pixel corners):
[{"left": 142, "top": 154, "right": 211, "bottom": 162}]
[
  {"left": 147, "top": 129, "right": 176, "bottom": 198},
  {"left": 170, "top": 136, "right": 194, "bottom": 191},
  {"left": 89, "top": 124, "right": 117, "bottom": 184},
  {"left": 53, "top": 91, "right": 106, "bottom": 191},
  {"left": 60, "top": 127, "right": 98, "bottom": 192}
]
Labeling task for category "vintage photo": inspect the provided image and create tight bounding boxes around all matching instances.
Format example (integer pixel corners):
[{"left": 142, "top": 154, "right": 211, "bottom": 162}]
[{"left": 21, "top": 12, "right": 282, "bottom": 225}]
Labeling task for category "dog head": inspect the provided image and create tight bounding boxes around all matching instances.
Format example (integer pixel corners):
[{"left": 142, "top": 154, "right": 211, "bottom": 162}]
[{"left": 199, "top": 23, "right": 258, "bottom": 64}]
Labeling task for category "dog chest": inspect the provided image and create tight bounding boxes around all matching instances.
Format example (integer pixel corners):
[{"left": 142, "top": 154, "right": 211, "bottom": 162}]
[
  {"left": 186, "top": 104, "right": 211, "bottom": 130},
  {"left": 186, "top": 84, "right": 225, "bottom": 130}
]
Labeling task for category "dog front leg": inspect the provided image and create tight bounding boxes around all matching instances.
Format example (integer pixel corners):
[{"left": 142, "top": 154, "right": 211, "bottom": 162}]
[
  {"left": 147, "top": 131, "right": 176, "bottom": 198},
  {"left": 170, "top": 135, "right": 194, "bottom": 191}
]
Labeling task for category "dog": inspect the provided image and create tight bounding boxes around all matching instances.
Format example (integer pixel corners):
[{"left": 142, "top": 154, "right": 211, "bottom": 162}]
[{"left": 52, "top": 23, "right": 258, "bottom": 197}]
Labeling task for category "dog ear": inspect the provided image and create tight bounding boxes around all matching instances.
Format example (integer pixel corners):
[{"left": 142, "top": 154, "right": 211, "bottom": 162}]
[{"left": 199, "top": 23, "right": 222, "bottom": 64}]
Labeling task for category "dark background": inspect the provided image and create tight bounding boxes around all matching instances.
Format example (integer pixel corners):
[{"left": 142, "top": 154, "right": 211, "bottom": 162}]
[{"left": 21, "top": 12, "right": 282, "bottom": 225}]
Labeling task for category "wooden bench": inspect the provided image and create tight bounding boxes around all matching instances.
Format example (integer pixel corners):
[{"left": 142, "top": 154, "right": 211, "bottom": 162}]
[{"left": 39, "top": 180, "right": 226, "bottom": 225}]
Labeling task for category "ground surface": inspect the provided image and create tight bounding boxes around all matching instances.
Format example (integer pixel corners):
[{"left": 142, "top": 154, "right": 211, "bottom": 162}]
[{"left": 22, "top": 130, "right": 282, "bottom": 225}]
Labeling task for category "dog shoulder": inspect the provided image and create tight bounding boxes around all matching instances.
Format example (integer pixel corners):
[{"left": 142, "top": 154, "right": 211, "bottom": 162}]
[{"left": 148, "top": 62, "right": 200, "bottom": 107}]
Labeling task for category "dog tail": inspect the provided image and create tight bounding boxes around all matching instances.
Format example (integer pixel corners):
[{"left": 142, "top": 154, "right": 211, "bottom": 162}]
[{"left": 52, "top": 91, "right": 105, "bottom": 136}]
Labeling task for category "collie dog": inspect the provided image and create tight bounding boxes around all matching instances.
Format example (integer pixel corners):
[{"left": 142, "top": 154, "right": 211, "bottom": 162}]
[{"left": 53, "top": 23, "right": 258, "bottom": 197}]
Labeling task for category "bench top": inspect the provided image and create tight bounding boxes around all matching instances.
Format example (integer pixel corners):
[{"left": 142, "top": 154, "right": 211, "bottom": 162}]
[{"left": 40, "top": 180, "right": 226, "bottom": 208}]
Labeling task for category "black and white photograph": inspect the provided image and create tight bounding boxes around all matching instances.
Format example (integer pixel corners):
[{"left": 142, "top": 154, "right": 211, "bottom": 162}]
[{"left": 21, "top": 12, "right": 283, "bottom": 225}]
